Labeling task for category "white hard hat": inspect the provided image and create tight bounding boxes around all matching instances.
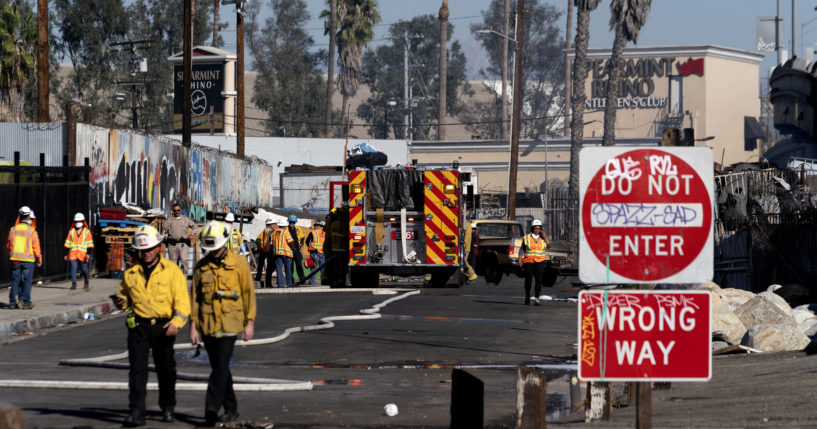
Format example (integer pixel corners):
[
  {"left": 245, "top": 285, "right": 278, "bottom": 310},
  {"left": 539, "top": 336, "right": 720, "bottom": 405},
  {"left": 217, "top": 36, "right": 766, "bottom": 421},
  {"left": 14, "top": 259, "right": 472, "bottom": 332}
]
[
  {"left": 73, "top": 212, "right": 85, "bottom": 222},
  {"left": 199, "top": 221, "right": 230, "bottom": 251},
  {"left": 18, "top": 206, "right": 31, "bottom": 216},
  {"left": 278, "top": 219, "right": 288, "bottom": 227},
  {"left": 133, "top": 225, "right": 163, "bottom": 250},
  {"left": 265, "top": 217, "right": 275, "bottom": 225},
  {"left": 224, "top": 212, "right": 235, "bottom": 222},
  {"left": 531, "top": 219, "right": 543, "bottom": 227}
]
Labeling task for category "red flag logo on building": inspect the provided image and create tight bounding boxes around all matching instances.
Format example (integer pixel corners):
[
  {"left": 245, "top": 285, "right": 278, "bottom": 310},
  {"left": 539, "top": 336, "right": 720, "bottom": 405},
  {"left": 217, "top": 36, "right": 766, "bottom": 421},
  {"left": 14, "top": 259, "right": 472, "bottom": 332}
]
[{"left": 677, "top": 57, "right": 704, "bottom": 76}]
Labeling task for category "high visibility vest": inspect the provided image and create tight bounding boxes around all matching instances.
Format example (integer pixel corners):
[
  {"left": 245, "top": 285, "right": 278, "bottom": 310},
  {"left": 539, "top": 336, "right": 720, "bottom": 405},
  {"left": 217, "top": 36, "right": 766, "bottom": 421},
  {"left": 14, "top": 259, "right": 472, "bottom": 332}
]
[
  {"left": 228, "top": 229, "right": 242, "bottom": 252},
  {"left": 65, "top": 225, "right": 94, "bottom": 262},
  {"left": 7, "top": 222, "right": 41, "bottom": 263},
  {"left": 273, "top": 228, "right": 294, "bottom": 258},
  {"left": 522, "top": 234, "right": 548, "bottom": 263},
  {"left": 258, "top": 227, "right": 275, "bottom": 252},
  {"left": 308, "top": 229, "right": 325, "bottom": 253}
]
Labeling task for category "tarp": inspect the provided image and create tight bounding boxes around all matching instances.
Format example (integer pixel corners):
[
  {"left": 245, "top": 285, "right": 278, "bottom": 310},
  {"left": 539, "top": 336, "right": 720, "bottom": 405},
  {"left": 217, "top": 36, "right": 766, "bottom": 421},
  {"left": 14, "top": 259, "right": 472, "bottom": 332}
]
[{"left": 367, "top": 169, "right": 424, "bottom": 210}]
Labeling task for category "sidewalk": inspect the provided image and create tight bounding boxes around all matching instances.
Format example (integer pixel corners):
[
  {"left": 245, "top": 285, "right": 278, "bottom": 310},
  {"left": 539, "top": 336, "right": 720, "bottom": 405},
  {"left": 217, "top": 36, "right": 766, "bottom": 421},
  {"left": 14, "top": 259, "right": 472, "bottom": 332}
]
[{"left": 0, "top": 278, "right": 122, "bottom": 344}]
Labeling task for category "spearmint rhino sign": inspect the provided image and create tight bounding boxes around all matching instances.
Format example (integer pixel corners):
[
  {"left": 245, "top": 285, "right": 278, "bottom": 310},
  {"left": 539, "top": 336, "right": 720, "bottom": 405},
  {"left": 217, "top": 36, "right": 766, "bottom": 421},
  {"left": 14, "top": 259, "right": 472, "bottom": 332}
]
[
  {"left": 585, "top": 57, "right": 678, "bottom": 110},
  {"left": 173, "top": 62, "right": 225, "bottom": 133}
]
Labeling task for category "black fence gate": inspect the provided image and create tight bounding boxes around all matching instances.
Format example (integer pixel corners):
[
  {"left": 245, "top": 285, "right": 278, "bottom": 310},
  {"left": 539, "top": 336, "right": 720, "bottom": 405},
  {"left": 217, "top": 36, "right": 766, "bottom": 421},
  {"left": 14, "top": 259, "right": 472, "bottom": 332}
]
[{"left": 0, "top": 152, "right": 90, "bottom": 285}]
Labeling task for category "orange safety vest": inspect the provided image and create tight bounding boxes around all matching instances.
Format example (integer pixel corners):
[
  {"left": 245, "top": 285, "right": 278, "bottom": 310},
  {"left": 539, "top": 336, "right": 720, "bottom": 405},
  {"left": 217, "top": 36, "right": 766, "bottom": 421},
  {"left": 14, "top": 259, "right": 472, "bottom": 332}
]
[
  {"left": 258, "top": 227, "right": 275, "bottom": 252},
  {"left": 64, "top": 224, "right": 94, "bottom": 262},
  {"left": 7, "top": 222, "right": 42, "bottom": 263},
  {"left": 308, "top": 229, "right": 325, "bottom": 253},
  {"left": 522, "top": 234, "right": 548, "bottom": 263},
  {"left": 273, "top": 228, "right": 295, "bottom": 258}
]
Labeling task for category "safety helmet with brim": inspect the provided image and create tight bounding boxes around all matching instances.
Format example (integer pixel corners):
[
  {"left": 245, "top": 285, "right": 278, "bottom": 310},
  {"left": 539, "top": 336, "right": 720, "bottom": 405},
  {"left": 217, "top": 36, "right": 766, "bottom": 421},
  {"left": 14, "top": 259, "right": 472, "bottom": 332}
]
[
  {"left": 199, "top": 221, "right": 230, "bottom": 251},
  {"left": 133, "top": 225, "right": 163, "bottom": 250}
]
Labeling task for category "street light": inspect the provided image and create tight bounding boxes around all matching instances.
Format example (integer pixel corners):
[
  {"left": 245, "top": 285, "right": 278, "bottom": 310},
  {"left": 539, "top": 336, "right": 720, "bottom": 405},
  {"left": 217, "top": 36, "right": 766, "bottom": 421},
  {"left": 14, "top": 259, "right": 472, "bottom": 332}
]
[{"left": 476, "top": 25, "right": 519, "bottom": 219}]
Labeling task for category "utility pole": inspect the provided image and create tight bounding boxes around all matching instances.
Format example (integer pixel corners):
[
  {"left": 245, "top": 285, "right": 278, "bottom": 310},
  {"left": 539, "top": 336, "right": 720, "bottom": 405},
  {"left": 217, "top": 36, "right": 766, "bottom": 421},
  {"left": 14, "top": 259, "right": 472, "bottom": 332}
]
[
  {"left": 213, "top": 0, "right": 220, "bottom": 47},
  {"left": 37, "top": 0, "right": 48, "bottom": 122},
  {"left": 438, "top": 0, "right": 449, "bottom": 140},
  {"left": 793, "top": 0, "right": 797, "bottom": 58},
  {"left": 564, "top": 0, "right": 572, "bottom": 137},
  {"left": 777, "top": 0, "right": 784, "bottom": 65},
  {"left": 237, "top": 0, "right": 246, "bottom": 157},
  {"left": 183, "top": 0, "right": 193, "bottom": 147},
  {"left": 111, "top": 40, "right": 152, "bottom": 130},
  {"left": 404, "top": 31, "right": 410, "bottom": 140},
  {"left": 325, "top": 0, "right": 337, "bottom": 138},
  {"left": 501, "top": 0, "right": 510, "bottom": 140},
  {"left": 508, "top": 0, "right": 525, "bottom": 220}
]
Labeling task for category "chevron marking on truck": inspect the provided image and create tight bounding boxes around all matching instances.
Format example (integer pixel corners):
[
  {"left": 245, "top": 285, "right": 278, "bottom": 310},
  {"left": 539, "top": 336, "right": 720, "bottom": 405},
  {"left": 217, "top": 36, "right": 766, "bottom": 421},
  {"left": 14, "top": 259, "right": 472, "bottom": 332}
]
[
  {"left": 348, "top": 170, "right": 366, "bottom": 265},
  {"left": 424, "top": 171, "right": 459, "bottom": 265}
]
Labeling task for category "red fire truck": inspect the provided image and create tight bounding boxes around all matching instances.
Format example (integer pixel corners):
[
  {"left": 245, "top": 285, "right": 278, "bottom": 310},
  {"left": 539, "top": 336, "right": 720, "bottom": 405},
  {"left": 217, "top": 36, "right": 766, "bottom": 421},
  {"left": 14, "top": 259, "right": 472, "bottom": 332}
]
[{"left": 332, "top": 167, "right": 467, "bottom": 287}]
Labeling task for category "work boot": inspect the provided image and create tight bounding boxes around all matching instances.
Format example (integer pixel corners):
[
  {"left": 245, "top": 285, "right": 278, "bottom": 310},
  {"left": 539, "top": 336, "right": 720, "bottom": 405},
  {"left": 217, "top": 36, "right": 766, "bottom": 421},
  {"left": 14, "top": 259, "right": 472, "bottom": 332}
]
[
  {"left": 70, "top": 281, "right": 77, "bottom": 290},
  {"left": 123, "top": 409, "right": 145, "bottom": 427},
  {"left": 219, "top": 410, "right": 240, "bottom": 422},
  {"left": 83, "top": 279, "right": 89, "bottom": 290},
  {"left": 202, "top": 410, "right": 219, "bottom": 427},
  {"left": 161, "top": 407, "right": 175, "bottom": 423}
]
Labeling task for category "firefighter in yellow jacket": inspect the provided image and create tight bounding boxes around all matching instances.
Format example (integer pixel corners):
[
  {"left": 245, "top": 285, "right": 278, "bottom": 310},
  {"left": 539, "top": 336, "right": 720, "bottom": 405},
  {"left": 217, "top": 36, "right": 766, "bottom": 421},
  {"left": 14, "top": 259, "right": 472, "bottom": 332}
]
[
  {"left": 190, "top": 221, "right": 257, "bottom": 426},
  {"left": 7, "top": 206, "right": 42, "bottom": 309},
  {"left": 64, "top": 212, "right": 94, "bottom": 290},
  {"left": 110, "top": 225, "right": 190, "bottom": 426}
]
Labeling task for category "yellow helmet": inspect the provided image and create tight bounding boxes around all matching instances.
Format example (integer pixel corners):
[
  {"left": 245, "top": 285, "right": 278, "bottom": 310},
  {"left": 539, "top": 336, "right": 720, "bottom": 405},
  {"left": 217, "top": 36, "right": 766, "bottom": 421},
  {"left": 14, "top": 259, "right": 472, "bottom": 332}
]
[
  {"left": 199, "top": 221, "right": 230, "bottom": 251},
  {"left": 133, "top": 225, "right": 163, "bottom": 250}
]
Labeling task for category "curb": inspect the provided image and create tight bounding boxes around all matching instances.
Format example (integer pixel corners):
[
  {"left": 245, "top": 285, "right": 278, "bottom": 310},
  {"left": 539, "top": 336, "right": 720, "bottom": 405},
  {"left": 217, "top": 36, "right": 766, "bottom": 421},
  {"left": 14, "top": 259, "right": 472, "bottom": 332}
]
[{"left": 0, "top": 302, "right": 115, "bottom": 344}]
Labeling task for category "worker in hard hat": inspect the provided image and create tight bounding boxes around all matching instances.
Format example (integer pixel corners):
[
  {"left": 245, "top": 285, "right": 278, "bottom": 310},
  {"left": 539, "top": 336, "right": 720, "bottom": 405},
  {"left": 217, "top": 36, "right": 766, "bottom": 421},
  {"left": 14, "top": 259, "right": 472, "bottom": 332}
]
[
  {"left": 254, "top": 217, "right": 277, "bottom": 287},
  {"left": 272, "top": 219, "right": 296, "bottom": 287},
  {"left": 7, "top": 206, "right": 42, "bottom": 309},
  {"left": 223, "top": 212, "right": 244, "bottom": 254},
  {"left": 305, "top": 220, "right": 326, "bottom": 285},
  {"left": 64, "top": 212, "right": 94, "bottom": 290},
  {"left": 110, "top": 225, "right": 190, "bottom": 426},
  {"left": 287, "top": 214, "right": 307, "bottom": 284},
  {"left": 518, "top": 219, "right": 551, "bottom": 306},
  {"left": 190, "top": 221, "right": 256, "bottom": 426}
]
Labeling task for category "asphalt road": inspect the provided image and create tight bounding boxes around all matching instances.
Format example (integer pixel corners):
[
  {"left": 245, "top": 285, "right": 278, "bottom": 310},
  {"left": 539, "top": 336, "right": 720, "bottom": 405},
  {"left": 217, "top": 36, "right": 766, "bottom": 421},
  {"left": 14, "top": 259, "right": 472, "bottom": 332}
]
[{"left": 3, "top": 273, "right": 817, "bottom": 428}]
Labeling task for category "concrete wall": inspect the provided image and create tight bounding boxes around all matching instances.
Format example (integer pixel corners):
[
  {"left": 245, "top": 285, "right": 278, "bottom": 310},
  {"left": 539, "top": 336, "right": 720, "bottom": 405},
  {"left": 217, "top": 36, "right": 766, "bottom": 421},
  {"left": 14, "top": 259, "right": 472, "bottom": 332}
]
[{"left": 76, "top": 124, "right": 275, "bottom": 221}]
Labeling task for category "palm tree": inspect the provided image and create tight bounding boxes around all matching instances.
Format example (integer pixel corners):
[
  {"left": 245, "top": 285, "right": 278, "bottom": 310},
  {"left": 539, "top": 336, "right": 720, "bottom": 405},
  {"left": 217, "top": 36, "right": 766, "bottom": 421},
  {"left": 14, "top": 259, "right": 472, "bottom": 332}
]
[
  {"left": 567, "top": 0, "right": 601, "bottom": 202},
  {"left": 601, "top": 0, "right": 651, "bottom": 146},
  {"left": 0, "top": 4, "right": 36, "bottom": 122},
  {"left": 328, "top": 0, "right": 380, "bottom": 130}
]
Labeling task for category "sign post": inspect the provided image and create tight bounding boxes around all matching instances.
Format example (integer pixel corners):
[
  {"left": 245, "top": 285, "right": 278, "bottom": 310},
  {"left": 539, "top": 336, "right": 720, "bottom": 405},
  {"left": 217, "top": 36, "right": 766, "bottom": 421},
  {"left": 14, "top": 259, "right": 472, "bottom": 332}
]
[{"left": 578, "top": 147, "right": 715, "bottom": 427}]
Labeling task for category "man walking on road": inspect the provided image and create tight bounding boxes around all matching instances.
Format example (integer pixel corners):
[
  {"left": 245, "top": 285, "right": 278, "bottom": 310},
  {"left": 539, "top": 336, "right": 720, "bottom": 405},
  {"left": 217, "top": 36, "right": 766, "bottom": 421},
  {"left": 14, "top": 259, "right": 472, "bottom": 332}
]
[
  {"left": 255, "top": 217, "right": 277, "bottom": 287},
  {"left": 64, "top": 212, "right": 94, "bottom": 290},
  {"left": 7, "top": 206, "right": 42, "bottom": 309},
  {"left": 190, "top": 221, "right": 256, "bottom": 426},
  {"left": 110, "top": 225, "right": 190, "bottom": 426},
  {"left": 518, "top": 219, "right": 551, "bottom": 306},
  {"left": 305, "top": 220, "right": 325, "bottom": 285},
  {"left": 163, "top": 203, "right": 197, "bottom": 276}
]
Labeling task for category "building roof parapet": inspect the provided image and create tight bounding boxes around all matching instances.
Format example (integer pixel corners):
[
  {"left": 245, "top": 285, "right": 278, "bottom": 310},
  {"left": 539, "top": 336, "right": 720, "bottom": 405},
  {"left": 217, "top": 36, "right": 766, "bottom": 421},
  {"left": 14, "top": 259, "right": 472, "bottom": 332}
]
[{"left": 565, "top": 44, "right": 764, "bottom": 64}]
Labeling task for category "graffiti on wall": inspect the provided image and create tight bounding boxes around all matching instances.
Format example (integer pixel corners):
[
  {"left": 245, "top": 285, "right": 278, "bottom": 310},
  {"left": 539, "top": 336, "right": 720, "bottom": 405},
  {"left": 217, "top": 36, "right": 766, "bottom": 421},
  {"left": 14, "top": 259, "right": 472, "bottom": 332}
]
[{"left": 75, "top": 124, "right": 275, "bottom": 221}]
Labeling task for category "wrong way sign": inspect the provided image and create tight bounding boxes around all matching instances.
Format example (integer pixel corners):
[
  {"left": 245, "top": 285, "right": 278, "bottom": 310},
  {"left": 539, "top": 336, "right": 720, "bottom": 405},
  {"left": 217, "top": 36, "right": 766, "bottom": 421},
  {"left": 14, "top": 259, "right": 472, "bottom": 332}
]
[
  {"left": 579, "top": 147, "right": 714, "bottom": 283},
  {"left": 578, "top": 290, "right": 711, "bottom": 381}
]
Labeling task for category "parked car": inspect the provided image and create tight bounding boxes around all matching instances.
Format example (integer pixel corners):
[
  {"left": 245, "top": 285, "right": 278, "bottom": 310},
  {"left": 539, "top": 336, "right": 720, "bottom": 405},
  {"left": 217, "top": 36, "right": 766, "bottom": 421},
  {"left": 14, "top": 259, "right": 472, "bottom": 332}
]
[
  {"left": 472, "top": 220, "right": 574, "bottom": 286},
  {"left": 472, "top": 220, "right": 524, "bottom": 285}
]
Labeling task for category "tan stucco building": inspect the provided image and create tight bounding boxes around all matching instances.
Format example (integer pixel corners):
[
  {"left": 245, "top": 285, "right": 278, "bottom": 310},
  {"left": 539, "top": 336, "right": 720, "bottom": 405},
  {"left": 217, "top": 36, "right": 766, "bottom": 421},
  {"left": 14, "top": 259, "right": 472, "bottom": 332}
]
[{"left": 412, "top": 45, "right": 766, "bottom": 195}]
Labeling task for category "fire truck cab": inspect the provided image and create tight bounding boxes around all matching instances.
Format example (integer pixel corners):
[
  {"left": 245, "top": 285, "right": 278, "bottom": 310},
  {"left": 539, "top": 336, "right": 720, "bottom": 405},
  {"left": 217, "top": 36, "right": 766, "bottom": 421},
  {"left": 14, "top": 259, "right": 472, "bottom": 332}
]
[{"left": 335, "top": 167, "right": 466, "bottom": 288}]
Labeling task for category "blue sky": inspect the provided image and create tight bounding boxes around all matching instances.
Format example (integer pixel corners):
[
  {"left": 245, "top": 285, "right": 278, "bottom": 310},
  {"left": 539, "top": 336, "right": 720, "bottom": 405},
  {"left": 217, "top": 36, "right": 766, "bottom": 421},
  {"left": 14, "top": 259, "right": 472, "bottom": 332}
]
[{"left": 216, "top": 0, "right": 817, "bottom": 79}]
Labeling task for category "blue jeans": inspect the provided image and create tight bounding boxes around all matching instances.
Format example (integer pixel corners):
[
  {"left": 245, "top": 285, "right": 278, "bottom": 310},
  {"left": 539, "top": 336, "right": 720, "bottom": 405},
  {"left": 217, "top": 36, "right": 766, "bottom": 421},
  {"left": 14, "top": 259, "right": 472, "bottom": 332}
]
[
  {"left": 275, "top": 256, "right": 293, "bottom": 287},
  {"left": 309, "top": 253, "right": 325, "bottom": 285},
  {"left": 70, "top": 259, "right": 89, "bottom": 282},
  {"left": 9, "top": 262, "right": 35, "bottom": 305}
]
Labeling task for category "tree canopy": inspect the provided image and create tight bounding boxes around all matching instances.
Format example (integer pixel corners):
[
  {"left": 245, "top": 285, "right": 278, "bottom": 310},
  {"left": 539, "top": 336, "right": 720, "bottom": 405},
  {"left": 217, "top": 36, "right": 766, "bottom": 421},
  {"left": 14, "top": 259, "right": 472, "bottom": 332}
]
[
  {"left": 357, "top": 14, "right": 469, "bottom": 140},
  {"left": 247, "top": 0, "right": 327, "bottom": 137}
]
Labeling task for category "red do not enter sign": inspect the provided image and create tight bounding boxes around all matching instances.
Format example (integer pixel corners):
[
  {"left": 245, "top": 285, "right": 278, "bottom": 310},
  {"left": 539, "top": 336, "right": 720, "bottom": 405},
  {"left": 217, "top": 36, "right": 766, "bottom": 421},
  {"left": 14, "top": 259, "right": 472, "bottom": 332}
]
[{"left": 579, "top": 147, "right": 714, "bottom": 284}]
